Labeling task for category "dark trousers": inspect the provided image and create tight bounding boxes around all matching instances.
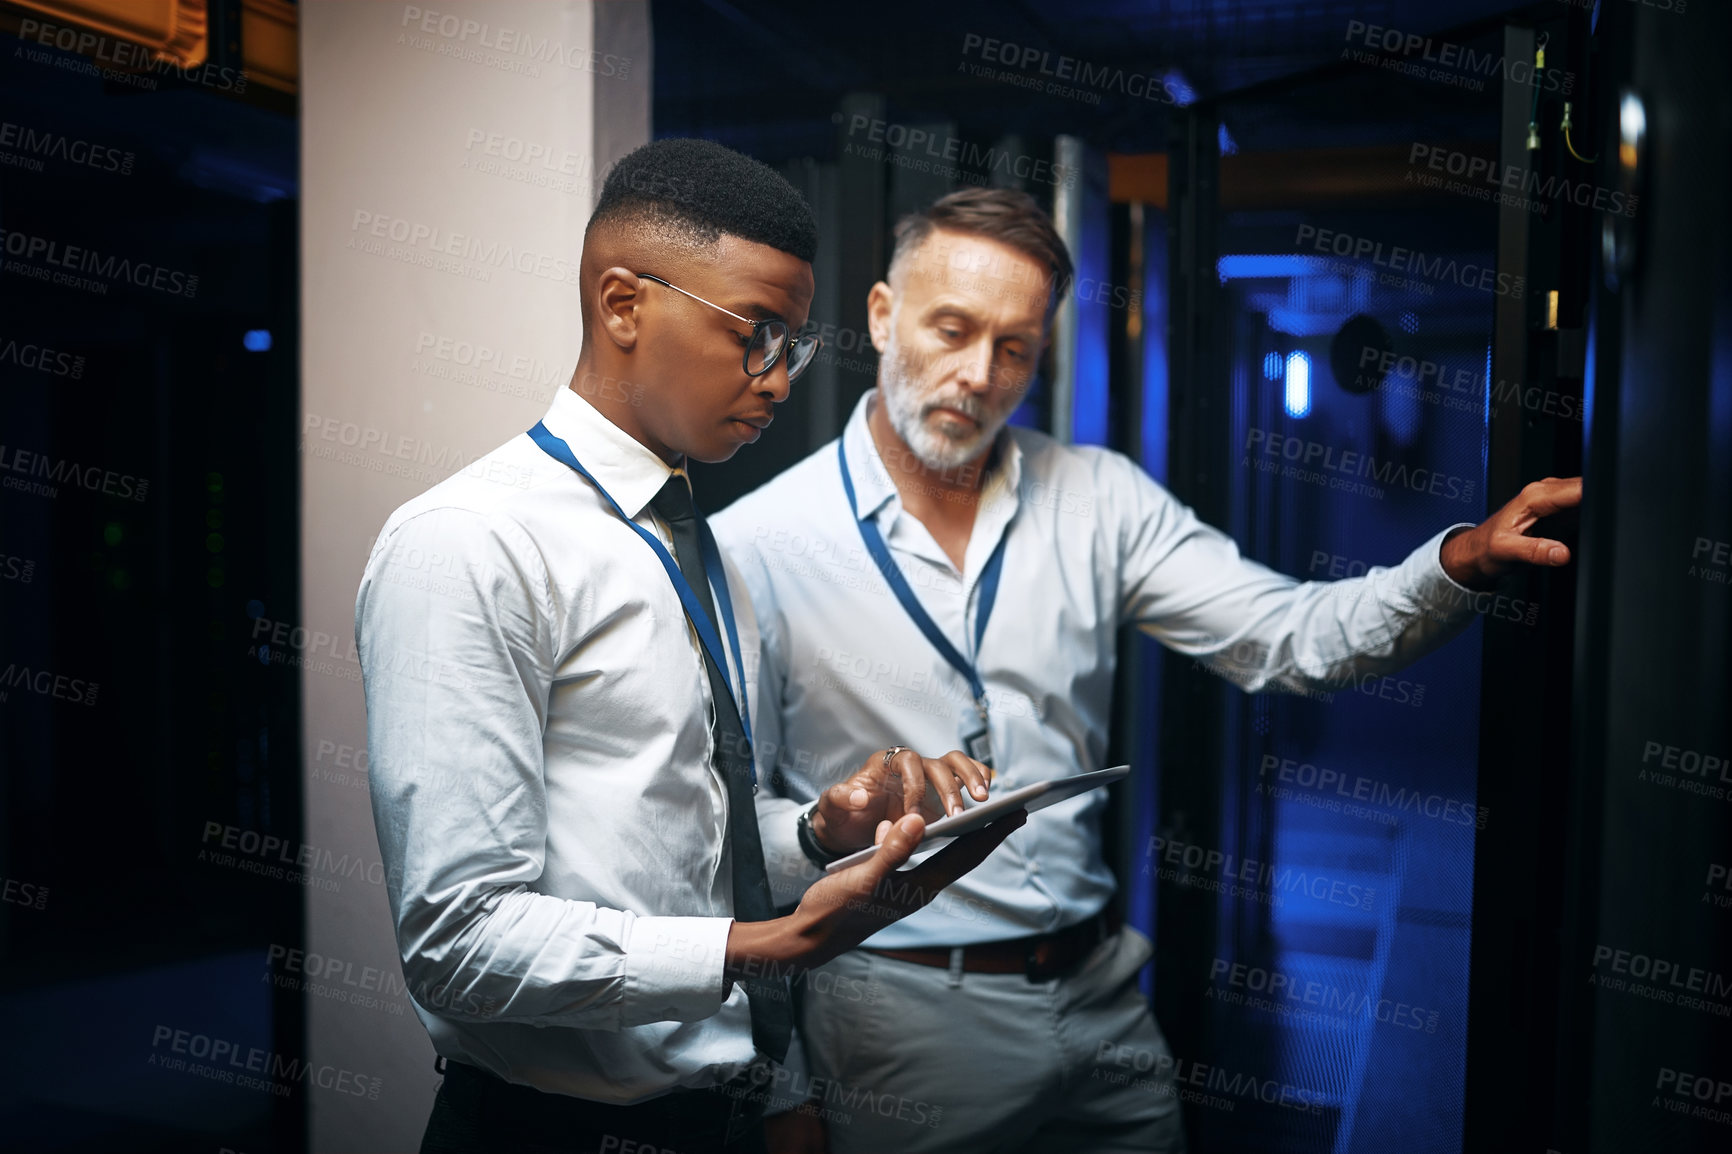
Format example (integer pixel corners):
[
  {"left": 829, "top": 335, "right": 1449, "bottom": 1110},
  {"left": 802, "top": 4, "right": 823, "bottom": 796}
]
[{"left": 420, "top": 1059, "right": 769, "bottom": 1154}]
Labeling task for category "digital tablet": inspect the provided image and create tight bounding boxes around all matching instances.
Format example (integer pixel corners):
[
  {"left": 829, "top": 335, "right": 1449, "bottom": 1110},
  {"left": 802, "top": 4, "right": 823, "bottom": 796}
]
[{"left": 822, "top": 765, "right": 1130, "bottom": 873}]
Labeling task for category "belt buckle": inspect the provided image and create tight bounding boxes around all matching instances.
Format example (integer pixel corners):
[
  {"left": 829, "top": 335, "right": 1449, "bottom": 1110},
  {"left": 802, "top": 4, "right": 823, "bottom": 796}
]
[{"left": 1025, "top": 939, "right": 1052, "bottom": 982}]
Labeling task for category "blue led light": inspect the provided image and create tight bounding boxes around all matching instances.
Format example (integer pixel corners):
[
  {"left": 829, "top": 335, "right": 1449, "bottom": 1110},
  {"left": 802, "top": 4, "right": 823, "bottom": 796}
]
[
  {"left": 1217, "top": 254, "right": 1326, "bottom": 280},
  {"left": 243, "top": 329, "right": 272, "bottom": 352},
  {"left": 1163, "top": 70, "right": 1197, "bottom": 107},
  {"left": 1284, "top": 352, "right": 1311, "bottom": 417}
]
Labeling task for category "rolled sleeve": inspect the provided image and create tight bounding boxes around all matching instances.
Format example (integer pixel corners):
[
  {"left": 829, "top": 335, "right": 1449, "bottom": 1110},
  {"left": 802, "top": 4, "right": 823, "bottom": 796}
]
[
  {"left": 1113, "top": 451, "right": 1487, "bottom": 694},
  {"left": 622, "top": 914, "right": 734, "bottom": 1027}
]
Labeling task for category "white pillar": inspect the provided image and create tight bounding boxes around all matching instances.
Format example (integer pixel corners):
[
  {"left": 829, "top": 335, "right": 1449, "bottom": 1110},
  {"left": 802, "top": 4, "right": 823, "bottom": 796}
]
[{"left": 299, "top": 3, "right": 650, "bottom": 1148}]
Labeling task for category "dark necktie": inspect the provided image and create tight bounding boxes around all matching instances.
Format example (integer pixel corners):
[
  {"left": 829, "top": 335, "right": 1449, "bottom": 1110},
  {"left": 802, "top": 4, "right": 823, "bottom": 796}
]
[{"left": 649, "top": 472, "right": 792, "bottom": 1063}]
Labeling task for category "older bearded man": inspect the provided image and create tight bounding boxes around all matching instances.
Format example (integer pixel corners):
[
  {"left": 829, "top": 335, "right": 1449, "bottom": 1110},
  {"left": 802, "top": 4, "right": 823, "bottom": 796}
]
[{"left": 713, "top": 187, "right": 1580, "bottom": 1154}]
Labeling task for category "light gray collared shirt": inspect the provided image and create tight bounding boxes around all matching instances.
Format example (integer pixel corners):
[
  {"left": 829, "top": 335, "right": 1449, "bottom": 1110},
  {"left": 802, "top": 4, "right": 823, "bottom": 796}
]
[
  {"left": 356, "top": 386, "right": 760, "bottom": 1103},
  {"left": 713, "top": 390, "right": 1480, "bottom": 948}
]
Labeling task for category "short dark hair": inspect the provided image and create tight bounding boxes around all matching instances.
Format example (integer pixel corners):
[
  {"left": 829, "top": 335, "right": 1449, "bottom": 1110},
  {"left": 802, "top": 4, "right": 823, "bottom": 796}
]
[
  {"left": 887, "top": 187, "right": 1074, "bottom": 309},
  {"left": 588, "top": 138, "right": 817, "bottom": 262}
]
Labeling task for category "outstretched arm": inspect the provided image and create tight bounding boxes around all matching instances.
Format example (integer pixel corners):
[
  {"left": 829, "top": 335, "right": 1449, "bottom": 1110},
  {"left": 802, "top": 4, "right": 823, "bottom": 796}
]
[{"left": 1114, "top": 456, "right": 1580, "bottom": 695}]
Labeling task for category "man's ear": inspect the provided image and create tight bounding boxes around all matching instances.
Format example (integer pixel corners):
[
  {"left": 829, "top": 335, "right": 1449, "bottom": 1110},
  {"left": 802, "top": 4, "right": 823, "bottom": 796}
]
[
  {"left": 594, "top": 267, "right": 644, "bottom": 350},
  {"left": 865, "top": 281, "right": 894, "bottom": 354}
]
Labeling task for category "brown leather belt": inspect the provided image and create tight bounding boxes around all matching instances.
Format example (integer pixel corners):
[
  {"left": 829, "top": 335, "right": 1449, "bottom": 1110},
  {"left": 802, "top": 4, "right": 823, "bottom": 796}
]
[{"left": 865, "top": 908, "right": 1120, "bottom": 981}]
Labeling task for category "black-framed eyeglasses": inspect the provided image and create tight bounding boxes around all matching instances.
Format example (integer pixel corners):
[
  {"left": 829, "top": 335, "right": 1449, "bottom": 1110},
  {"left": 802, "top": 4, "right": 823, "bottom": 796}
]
[{"left": 636, "top": 273, "right": 823, "bottom": 382}]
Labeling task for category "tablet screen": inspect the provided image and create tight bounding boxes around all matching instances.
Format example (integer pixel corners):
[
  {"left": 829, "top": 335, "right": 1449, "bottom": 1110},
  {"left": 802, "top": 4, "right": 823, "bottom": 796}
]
[{"left": 822, "top": 765, "right": 1129, "bottom": 873}]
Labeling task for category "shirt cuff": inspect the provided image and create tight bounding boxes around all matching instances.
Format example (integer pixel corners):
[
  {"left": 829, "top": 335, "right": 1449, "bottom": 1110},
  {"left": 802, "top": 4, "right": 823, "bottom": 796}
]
[
  {"left": 621, "top": 914, "right": 733, "bottom": 1027},
  {"left": 1402, "top": 522, "right": 1482, "bottom": 618}
]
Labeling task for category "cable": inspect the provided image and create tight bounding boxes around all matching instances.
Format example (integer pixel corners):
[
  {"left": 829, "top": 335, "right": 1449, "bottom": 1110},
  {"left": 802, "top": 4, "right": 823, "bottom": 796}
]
[
  {"left": 1526, "top": 34, "right": 1547, "bottom": 150},
  {"left": 1562, "top": 102, "right": 1600, "bottom": 163}
]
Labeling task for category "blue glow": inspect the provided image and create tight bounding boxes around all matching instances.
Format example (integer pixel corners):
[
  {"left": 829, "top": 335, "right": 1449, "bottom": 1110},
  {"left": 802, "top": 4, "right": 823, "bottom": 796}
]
[
  {"left": 1141, "top": 241, "right": 1169, "bottom": 482},
  {"left": 1284, "top": 352, "right": 1311, "bottom": 417},
  {"left": 1484, "top": 343, "right": 1493, "bottom": 473},
  {"left": 1218, "top": 123, "right": 1238, "bottom": 156},
  {"left": 1163, "top": 69, "right": 1197, "bottom": 107},
  {"left": 1263, "top": 351, "right": 1283, "bottom": 380},
  {"left": 1217, "top": 254, "right": 1326, "bottom": 280},
  {"left": 1070, "top": 172, "right": 1111, "bottom": 446},
  {"left": 243, "top": 330, "right": 272, "bottom": 352}
]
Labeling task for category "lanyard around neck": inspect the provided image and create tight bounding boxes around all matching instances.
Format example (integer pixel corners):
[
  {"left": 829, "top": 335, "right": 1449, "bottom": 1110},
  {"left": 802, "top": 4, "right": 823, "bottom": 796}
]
[
  {"left": 836, "top": 436, "right": 1007, "bottom": 722},
  {"left": 529, "top": 421, "right": 754, "bottom": 753}
]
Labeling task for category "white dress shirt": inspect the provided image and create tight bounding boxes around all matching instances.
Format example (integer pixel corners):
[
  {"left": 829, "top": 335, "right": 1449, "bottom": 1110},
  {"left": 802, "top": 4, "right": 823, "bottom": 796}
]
[
  {"left": 355, "top": 386, "right": 762, "bottom": 1103},
  {"left": 712, "top": 390, "right": 1481, "bottom": 948}
]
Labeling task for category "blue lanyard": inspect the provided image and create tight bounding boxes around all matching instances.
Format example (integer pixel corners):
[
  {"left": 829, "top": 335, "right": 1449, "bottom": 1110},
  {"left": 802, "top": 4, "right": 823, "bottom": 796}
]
[
  {"left": 529, "top": 421, "right": 754, "bottom": 754},
  {"left": 836, "top": 437, "right": 1007, "bottom": 722}
]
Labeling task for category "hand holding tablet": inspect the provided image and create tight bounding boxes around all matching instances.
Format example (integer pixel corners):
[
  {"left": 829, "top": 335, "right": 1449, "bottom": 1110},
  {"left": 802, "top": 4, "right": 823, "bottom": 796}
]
[{"left": 823, "top": 765, "right": 1130, "bottom": 873}]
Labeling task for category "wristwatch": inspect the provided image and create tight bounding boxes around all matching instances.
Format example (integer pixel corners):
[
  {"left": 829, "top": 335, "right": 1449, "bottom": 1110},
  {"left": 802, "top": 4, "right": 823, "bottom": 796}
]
[{"left": 796, "top": 802, "right": 843, "bottom": 868}]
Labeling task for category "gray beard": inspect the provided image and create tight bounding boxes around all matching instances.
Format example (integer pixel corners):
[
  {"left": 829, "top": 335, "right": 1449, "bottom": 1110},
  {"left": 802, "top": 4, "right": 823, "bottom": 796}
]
[{"left": 879, "top": 335, "right": 1003, "bottom": 471}]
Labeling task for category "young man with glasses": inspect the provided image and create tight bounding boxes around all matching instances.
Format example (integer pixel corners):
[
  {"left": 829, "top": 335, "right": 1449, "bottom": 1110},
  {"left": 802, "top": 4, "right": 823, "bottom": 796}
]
[
  {"left": 712, "top": 186, "right": 1581, "bottom": 1153},
  {"left": 356, "top": 140, "right": 1014, "bottom": 1154}
]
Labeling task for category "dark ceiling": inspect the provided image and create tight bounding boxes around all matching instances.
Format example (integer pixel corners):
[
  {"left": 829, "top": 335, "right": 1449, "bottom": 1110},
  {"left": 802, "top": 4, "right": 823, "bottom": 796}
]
[{"left": 653, "top": 0, "right": 1567, "bottom": 160}]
